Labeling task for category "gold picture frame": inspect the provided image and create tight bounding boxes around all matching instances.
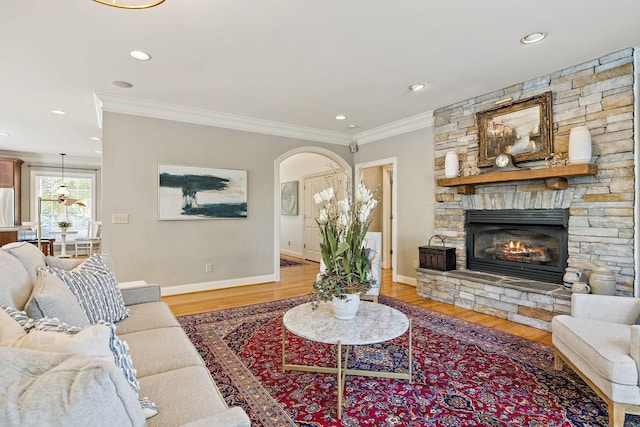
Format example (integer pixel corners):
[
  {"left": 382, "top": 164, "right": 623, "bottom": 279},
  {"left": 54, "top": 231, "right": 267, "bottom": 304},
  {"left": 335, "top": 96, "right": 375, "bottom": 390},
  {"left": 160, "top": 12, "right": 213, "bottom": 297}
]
[{"left": 476, "top": 91, "right": 553, "bottom": 168}]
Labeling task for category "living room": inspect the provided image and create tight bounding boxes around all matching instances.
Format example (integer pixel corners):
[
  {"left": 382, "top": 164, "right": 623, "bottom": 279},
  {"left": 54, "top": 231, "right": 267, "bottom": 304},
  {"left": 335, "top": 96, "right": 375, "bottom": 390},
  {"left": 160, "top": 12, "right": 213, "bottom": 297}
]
[{"left": 1, "top": 1, "right": 640, "bottom": 426}]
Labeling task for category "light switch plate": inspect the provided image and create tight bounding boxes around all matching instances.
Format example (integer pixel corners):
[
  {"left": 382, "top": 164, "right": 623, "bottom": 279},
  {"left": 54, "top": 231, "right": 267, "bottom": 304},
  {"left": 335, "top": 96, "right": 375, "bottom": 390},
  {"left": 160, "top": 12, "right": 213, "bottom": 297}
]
[{"left": 112, "top": 213, "right": 129, "bottom": 224}]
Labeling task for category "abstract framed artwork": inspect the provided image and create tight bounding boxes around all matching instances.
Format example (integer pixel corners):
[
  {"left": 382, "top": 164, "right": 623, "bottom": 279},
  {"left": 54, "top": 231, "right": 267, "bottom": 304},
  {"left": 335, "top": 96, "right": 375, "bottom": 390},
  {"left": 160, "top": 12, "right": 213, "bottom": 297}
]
[
  {"left": 280, "top": 181, "right": 298, "bottom": 216},
  {"left": 476, "top": 91, "right": 553, "bottom": 167},
  {"left": 158, "top": 164, "right": 247, "bottom": 220}
]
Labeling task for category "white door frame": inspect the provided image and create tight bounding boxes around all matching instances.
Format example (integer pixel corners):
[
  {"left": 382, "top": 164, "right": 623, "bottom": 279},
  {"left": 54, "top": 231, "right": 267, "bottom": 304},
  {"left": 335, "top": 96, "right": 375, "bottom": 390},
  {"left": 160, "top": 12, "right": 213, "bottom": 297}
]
[
  {"left": 355, "top": 157, "right": 398, "bottom": 283},
  {"left": 274, "top": 147, "right": 352, "bottom": 282}
]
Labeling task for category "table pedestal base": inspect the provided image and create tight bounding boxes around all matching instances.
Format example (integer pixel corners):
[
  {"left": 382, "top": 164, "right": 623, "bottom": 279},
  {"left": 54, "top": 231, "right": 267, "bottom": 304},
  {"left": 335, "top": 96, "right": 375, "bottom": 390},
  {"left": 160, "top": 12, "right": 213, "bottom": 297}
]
[{"left": 282, "top": 318, "right": 412, "bottom": 419}]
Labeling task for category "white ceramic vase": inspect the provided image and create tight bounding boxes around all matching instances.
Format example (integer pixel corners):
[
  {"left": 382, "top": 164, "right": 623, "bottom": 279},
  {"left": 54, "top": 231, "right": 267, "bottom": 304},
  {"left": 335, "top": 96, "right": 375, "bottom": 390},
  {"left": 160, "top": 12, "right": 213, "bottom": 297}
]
[
  {"left": 444, "top": 151, "right": 459, "bottom": 178},
  {"left": 568, "top": 126, "right": 592, "bottom": 164},
  {"left": 331, "top": 293, "right": 361, "bottom": 320}
]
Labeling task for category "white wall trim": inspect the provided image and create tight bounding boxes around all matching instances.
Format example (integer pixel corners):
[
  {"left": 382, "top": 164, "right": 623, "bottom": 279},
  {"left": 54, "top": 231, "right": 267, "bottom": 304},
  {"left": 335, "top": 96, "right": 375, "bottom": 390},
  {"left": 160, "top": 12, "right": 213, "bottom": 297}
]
[
  {"left": 634, "top": 46, "right": 639, "bottom": 297},
  {"left": 354, "top": 111, "right": 434, "bottom": 144},
  {"left": 95, "top": 92, "right": 434, "bottom": 146},
  {"left": 355, "top": 157, "right": 398, "bottom": 282},
  {"left": 274, "top": 147, "right": 352, "bottom": 282},
  {"left": 96, "top": 93, "right": 352, "bottom": 145},
  {"left": 280, "top": 249, "right": 303, "bottom": 258},
  {"left": 160, "top": 274, "right": 275, "bottom": 296},
  {"left": 396, "top": 274, "right": 417, "bottom": 286}
]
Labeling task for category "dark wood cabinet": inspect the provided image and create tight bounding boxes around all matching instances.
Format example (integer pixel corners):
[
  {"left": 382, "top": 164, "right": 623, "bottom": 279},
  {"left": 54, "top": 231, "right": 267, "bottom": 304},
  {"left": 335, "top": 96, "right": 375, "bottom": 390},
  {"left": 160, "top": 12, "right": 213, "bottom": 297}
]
[{"left": 0, "top": 157, "right": 23, "bottom": 226}]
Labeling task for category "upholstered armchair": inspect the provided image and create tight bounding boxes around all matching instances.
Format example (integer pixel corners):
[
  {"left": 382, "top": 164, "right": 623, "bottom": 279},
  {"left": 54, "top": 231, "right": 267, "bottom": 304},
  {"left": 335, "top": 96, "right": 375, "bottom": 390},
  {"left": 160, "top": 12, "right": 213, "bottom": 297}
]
[{"left": 552, "top": 294, "right": 640, "bottom": 426}]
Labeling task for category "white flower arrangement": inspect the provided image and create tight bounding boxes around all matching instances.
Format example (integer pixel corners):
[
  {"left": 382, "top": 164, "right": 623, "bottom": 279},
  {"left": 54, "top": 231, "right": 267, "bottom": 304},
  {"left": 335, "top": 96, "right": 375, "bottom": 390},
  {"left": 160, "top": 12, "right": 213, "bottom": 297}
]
[{"left": 311, "top": 179, "right": 378, "bottom": 307}]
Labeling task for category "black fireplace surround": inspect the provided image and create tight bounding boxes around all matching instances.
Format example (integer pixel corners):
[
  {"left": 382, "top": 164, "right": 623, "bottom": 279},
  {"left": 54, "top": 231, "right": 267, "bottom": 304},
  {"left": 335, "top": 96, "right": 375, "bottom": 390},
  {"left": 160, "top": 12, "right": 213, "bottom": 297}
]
[{"left": 465, "top": 209, "right": 569, "bottom": 284}]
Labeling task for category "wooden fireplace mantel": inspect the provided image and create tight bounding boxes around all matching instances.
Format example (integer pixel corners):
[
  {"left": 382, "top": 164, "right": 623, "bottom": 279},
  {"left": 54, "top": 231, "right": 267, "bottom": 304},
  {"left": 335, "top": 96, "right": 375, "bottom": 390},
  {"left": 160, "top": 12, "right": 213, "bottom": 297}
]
[{"left": 436, "top": 163, "right": 598, "bottom": 195}]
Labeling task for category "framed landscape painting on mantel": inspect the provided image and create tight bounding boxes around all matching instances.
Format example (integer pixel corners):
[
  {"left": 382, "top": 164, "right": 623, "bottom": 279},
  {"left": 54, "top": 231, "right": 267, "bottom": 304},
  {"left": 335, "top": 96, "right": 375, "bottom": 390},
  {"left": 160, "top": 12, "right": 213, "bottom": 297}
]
[
  {"left": 158, "top": 164, "right": 247, "bottom": 220},
  {"left": 476, "top": 91, "right": 553, "bottom": 168}
]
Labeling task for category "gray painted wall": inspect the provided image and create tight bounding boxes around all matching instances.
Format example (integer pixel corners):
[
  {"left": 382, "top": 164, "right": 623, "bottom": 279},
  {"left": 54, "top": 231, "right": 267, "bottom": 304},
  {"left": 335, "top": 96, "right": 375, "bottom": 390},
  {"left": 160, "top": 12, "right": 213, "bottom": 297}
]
[
  {"left": 354, "top": 127, "right": 435, "bottom": 281},
  {"left": 101, "top": 112, "right": 352, "bottom": 289}
]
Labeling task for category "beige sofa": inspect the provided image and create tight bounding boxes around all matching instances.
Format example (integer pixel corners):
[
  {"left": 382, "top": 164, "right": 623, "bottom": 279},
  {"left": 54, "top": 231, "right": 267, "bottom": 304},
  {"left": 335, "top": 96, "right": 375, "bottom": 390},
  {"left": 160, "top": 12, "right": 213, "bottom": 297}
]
[{"left": 0, "top": 242, "right": 250, "bottom": 427}]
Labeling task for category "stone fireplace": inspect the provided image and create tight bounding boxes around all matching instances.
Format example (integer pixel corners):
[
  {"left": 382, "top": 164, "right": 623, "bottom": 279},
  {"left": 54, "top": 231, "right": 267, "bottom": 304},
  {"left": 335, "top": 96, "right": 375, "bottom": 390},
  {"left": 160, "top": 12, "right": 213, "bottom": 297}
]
[{"left": 416, "top": 48, "right": 636, "bottom": 330}]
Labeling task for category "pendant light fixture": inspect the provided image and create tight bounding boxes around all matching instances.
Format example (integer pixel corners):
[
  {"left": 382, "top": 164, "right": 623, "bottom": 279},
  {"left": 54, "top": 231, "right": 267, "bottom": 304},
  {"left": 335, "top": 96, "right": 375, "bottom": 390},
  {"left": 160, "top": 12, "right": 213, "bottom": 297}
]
[
  {"left": 93, "top": 0, "right": 166, "bottom": 9},
  {"left": 55, "top": 153, "right": 71, "bottom": 199}
]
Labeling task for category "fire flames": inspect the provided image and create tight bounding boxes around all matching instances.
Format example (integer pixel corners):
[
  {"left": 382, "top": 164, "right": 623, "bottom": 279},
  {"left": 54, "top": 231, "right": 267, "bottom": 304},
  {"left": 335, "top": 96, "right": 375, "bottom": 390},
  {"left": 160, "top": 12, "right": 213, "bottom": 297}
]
[{"left": 485, "top": 239, "right": 550, "bottom": 264}]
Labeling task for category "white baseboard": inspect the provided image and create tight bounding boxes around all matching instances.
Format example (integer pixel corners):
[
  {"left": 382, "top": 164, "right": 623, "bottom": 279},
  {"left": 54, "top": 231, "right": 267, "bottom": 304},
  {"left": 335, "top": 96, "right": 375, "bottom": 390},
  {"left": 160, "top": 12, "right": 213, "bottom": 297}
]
[
  {"left": 280, "top": 250, "right": 303, "bottom": 258},
  {"left": 160, "top": 274, "right": 276, "bottom": 296},
  {"left": 396, "top": 274, "right": 417, "bottom": 286}
]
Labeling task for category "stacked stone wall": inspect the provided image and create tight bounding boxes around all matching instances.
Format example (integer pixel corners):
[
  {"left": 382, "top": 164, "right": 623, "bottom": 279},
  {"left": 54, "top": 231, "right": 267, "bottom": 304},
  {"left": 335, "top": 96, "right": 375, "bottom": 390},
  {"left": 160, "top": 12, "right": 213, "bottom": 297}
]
[{"left": 432, "top": 48, "right": 636, "bottom": 295}]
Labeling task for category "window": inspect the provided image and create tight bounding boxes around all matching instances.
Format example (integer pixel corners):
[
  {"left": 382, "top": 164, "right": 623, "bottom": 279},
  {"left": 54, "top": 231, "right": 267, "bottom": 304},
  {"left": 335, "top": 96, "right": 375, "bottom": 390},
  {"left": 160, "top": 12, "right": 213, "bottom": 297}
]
[{"left": 32, "top": 171, "right": 96, "bottom": 238}]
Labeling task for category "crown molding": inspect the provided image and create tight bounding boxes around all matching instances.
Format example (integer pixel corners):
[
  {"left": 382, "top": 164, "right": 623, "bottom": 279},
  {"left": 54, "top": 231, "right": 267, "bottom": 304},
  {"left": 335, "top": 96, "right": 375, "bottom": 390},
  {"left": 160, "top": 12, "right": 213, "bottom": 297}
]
[
  {"left": 95, "top": 93, "right": 352, "bottom": 145},
  {"left": 354, "top": 110, "right": 434, "bottom": 144},
  {"left": 95, "top": 93, "right": 434, "bottom": 146}
]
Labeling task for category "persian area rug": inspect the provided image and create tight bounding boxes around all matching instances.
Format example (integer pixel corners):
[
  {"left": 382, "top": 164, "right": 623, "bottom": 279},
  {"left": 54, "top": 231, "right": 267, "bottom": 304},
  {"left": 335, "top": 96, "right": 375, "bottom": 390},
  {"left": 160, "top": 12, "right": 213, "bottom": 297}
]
[
  {"left": 178, "top": 296, "right": 640, "bottom": 427},
  {"left": 280, "top": 256, "right": 309, "bottom": 268}
]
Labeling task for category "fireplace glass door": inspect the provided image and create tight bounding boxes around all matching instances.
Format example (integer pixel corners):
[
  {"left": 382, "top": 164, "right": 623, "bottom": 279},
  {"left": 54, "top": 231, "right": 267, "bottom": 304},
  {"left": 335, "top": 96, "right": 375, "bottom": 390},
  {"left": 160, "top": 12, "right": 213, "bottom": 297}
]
[{"left": 466, "top": 210, "right": 568, "bottom": 284}]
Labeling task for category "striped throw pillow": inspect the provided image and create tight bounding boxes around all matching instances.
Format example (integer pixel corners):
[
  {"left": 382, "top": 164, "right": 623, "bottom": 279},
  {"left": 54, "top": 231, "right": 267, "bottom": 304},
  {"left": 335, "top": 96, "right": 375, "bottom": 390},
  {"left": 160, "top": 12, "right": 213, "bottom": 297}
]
[{"left": 42, "top": 257, "right": 129, "bottom": 324}]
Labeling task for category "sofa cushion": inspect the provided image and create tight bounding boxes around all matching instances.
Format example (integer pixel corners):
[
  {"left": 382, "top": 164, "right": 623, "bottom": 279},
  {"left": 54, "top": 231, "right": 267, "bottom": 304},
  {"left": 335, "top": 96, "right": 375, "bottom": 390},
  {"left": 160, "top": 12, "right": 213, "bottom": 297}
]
[
  {"left": 42, "top": 261, "right": 129, "bottom": 324},
  {"left": 140, "top": 366, "right": 235, "bottom": 427},
  {"left": 2, "top": 242, "right": 46, "bottom": 283},
  {"left": 120, "top": 327, "right": 204, "bottom": 378},
  {"left": 0, "top": 347, "right": 145, "bottom": 427},
  {"left": 0, "top": 249, "right": 33, "bottom": 309},
  {"left": 116, "top": 302, "right": 180, "bottom": 335},
  {"left": 45, "top": 255, "right": 84, "bottom": 271},
  {"left": 25, "top": 269, "right": 90, "bottom": 327},
  {"left": 552, "top": 315, "right": 638, "bottom": 385}
]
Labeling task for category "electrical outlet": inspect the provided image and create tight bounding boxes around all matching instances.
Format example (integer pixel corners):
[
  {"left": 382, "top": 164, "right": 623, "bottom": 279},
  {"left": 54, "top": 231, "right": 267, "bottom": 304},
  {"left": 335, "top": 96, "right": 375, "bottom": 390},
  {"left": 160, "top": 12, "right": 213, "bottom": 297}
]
[
  {"left": 112, "top": 213, "right": 129, "bottom": 224},
  {"left": 413, "top": 259, "right": 418, "bottom": 268},
  {"left": 205, "top": 263, "right": 212, "bottom": 273}
]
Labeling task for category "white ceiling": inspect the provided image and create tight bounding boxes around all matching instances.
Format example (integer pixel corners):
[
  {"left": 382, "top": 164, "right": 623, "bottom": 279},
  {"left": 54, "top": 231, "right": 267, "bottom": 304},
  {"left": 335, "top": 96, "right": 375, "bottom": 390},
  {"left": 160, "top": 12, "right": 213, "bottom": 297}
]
[{"left": 1, "top": 0, "right": 640, "bottom": 163}]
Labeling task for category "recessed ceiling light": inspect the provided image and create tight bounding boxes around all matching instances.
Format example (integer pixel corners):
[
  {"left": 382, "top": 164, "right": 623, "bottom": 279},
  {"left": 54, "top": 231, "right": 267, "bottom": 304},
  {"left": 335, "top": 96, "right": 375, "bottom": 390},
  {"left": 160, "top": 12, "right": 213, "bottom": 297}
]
[
  {"left": 112, "top": 80, "right": 134, "bottom": 88},
  {"left": 90, "top": 137, "right": 102, "bottom": 142},
  {"left": 348, "top": 124, "right": 358, "bottom": 129},
  {"left": 95, "top": 150, "right": 102, "bottom": 154},
  {"left": 130, "top": 50, "right": 151, "bottom": 61},
  {"left": 409, "top": 83, "right": 426, "bottom": 92},
  {"left": 0, "top": 132, "right": 10, "bottom": 137},
  {"left": 50, "top": 109, "right": 66, "bottom": 115},
  {"left": 335, "top": 115, "right": 347, "bottom": 120},
  {"left": 520, "top": 32, "right": 546, "bottom": 44}
]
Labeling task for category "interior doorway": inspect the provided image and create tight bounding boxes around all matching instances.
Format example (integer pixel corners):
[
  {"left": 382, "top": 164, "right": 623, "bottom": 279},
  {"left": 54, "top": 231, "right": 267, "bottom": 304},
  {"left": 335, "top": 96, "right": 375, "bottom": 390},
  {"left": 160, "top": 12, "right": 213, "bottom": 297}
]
[
  {"left": 356, "top": 157, "right": 397, "bottom": 281},
  {"left": 274, "top": 148, "right": 351, "bottom": 282}
]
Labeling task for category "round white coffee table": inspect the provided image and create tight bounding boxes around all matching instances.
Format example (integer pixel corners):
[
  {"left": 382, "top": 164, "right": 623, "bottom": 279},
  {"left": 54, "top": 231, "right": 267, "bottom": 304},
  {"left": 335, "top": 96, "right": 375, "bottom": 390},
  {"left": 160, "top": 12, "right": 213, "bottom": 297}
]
[{"left": 282, "top": 301, "right": 412, "bottom": 419}]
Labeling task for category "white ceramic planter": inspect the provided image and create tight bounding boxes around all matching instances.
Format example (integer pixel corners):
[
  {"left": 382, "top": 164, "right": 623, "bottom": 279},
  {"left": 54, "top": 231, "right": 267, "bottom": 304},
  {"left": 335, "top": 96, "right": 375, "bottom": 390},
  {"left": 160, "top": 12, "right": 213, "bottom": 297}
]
[{"left": 331, "top": 293, "right": 361, "bottom": 320}]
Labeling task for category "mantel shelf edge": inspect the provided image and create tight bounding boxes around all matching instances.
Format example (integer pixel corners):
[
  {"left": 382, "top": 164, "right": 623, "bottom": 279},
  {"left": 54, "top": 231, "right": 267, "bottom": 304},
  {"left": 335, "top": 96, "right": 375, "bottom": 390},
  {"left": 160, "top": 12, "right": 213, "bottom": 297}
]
[{"left": 436, "top": 164, "right": 598, "bottom": 195}]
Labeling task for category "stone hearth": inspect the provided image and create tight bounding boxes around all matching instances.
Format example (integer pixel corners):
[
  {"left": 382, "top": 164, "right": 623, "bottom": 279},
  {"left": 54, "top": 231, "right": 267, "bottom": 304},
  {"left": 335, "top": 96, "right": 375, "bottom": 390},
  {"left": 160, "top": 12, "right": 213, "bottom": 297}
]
[{"left": 416, "top": 268, "right": 570, "bottom": 331}]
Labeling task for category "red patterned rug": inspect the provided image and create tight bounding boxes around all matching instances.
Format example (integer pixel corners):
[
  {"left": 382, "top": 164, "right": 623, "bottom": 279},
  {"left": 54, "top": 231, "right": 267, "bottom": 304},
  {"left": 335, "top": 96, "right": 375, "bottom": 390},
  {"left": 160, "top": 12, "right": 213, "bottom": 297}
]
[{"left": 178, "top": 296, "right": 640, "bottom": 426}]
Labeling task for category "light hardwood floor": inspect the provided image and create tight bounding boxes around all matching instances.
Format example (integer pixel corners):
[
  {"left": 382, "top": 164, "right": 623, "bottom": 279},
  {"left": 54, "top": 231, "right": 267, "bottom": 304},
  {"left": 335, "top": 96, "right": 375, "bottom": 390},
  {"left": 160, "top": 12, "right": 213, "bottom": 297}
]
[{"left": 163, "top": 259, "right": 553, "bottom": 346}]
